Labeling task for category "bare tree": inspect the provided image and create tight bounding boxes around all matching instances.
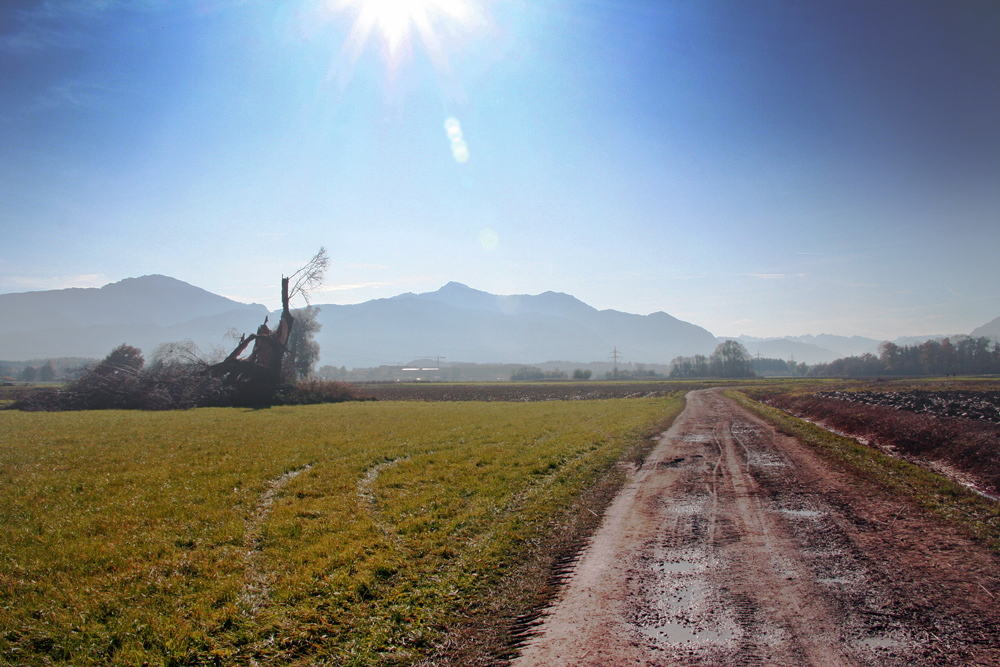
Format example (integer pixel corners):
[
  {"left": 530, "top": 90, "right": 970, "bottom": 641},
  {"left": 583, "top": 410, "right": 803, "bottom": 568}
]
[
  {"left": 152, "top": 340, "right": 209, "bottom": 366},
  {"left": 287, "top": 247, "right": 329, "bottom": 305}
]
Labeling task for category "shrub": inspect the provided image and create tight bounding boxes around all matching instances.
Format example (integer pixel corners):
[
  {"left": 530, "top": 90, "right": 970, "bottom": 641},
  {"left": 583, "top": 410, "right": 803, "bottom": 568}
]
[
  {"left": 272, "top": 379, "right": 369, "bottom": 405},
  {"left": 10, "top": 344, "right": 228, "bottom": 411},
  {"left": 8, "top": 345, "right": 369, "bottom": 411}
]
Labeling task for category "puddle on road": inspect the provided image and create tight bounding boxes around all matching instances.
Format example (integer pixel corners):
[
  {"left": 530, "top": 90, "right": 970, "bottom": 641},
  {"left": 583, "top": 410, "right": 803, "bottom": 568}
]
[
  {"left": 635, "top": 538, "right": 740, "bottom": 649},
  {"left": 668, "top": 498, "right": 712, "bottom": 516},
  {"left": 681, "top": 433, "right": 714, "bottom": 442},
  {"left": 643, "top": 621, "right": 733, "bottom": 644},
  {"left": 854, "top": 635, "right": 903, "bottom": 650},
  {"left": 657, "top": 560, "right": 699, "bottom": 574},
  {"left": 745, "top": 452, "right": 789, "bottom": 468},
  {"left": 636, "top": 577, "right": 737, "bottom": 647}
]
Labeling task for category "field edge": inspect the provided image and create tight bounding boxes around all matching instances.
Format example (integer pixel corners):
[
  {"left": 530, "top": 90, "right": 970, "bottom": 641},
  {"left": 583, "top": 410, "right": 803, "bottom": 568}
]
[
  {"left": 417, "top": 393, "right": 688, "bottom": 667},
  {"left": 727, "top": 390, "right": 1000, "bottom": 553}
]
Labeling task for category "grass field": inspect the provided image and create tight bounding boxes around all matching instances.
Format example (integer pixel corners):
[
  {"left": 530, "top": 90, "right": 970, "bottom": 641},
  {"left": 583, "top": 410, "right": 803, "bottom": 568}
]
[{"left": 0, "top": 396, "right": 682, "bottom": 666}]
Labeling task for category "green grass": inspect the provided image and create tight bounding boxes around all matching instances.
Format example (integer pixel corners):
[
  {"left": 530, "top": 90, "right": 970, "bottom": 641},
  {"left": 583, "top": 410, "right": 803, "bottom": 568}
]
[
  {"left": 0, "top": 396, "right": 681, "bottom": 666},
  {"left": 729, "top": 390, "right": 1000, "bottom": 552}
]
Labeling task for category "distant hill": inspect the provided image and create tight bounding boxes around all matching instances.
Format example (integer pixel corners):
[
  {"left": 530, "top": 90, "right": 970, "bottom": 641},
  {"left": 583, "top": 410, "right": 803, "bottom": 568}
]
[
  {"left": 0, "top": 276, "right": 268, "bottom": 360},
  {"left": 724, "top": 333, "right": 956, "bottom": 365},
  {"left": 0, "top": 278, "right": 719, "bottom": 366},
  {"left": 726, "top": 337, "right": 844, "bottom": 365},
  {"left": 2, "top": 276, "right": 984, "bottom": 368},
  {"left": 309, "top": 282, "right": 720, "bottom": 368},
  {"left": 972, "top": 316, "right": 1000, "bottom": 341}
]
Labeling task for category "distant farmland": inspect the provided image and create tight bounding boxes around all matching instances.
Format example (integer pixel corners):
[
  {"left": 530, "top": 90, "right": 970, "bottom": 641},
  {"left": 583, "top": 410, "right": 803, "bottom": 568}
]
[{"left": 0, "top": 397, "right": 681, "bottom": 666}]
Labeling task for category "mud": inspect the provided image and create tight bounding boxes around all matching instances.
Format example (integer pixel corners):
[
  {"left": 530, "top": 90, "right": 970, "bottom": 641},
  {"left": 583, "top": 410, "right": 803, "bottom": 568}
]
[{"left": 511, "top": 389, "right": 1000, "bottom": 666}]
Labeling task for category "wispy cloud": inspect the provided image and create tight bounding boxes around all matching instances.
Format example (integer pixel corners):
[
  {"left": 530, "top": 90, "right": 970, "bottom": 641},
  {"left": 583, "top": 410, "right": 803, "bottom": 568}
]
[
  {"left": 746, "top": 273, "right": 806, "bottom": 280},
  {"left": 0, "top": 23, "right": 77, "bottom": 54},
  {"left": 319, "top": 281, "right": 394, "bottom": 292},
  {"left": 31, "top": 79, "right": 106, "bottom": 111},
  {"left": 1, "top": 0, "right": 168, "bottom": 55},
  {"left": 346, "top": 263, "right": 390, "bottom": 270},
  {"left": 2, "top": 273, "right": 107, "bottom": 292},
  {"left": 26, "top": 0, "right": 169, "bottom": 21},
  {"left": 255, "top": 232, "right": 285, "bottom": 241},
  {"left": 319, "top": 274, "right": 444, "bottom": 296},
  {"left": 220, "top": 275, "right": 437, "bottom": 310}
]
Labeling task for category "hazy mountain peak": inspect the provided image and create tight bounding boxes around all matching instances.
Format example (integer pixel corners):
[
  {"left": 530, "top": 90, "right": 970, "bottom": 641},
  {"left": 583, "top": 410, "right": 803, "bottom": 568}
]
[
  {"left": 105, "top": 274, "right": 180, "bottom": 287},
  {"left": 439, "top": 281, "right": 475, "bottom": 292},
  {"left": 95, "top": 274, "right": 267, "bottom": 311},
  {"left": 971, "top": 316, "right": 1000, "bottom": 340},
  {"left": 0, "top": 274, "right": 267, "bottom": 340},
  {"left": 395, "top": 282, "right": 597, "bottom": 317},
  {"left": 101, "top": 274, "right": 209, "bottom": 296}
]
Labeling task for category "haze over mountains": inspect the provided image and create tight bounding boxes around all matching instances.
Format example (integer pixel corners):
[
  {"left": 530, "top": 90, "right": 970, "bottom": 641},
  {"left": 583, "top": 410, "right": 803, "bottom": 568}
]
[{"left": 0, "top": 276, "right": 990, "bottom": 368}]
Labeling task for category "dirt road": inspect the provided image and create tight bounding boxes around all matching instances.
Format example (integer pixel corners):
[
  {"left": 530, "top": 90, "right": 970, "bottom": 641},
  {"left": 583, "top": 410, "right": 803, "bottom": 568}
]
[{"left": 512, "top": 389, "right": 1000, "bottom": 666}]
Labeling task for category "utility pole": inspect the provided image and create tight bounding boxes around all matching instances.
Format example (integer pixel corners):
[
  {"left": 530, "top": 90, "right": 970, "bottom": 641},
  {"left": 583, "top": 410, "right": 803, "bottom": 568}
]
[
  {"left": 417, "top": 355, "right": 446, "bottom": 369},
  {"left": 609, "top": 346, "right": 623, "bottom": 378}
]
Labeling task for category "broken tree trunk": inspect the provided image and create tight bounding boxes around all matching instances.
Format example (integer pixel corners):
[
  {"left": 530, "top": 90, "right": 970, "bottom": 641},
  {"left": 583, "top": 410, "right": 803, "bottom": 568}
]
[{"left": 209, "top": 277, "right": 295, "bottom": 405}]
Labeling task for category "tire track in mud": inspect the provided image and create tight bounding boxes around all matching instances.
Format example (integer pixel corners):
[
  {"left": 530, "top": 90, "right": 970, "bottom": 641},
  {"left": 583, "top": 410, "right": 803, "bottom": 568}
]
[{"left": 511, "top": 389, "right": 1000, "bottom": 667}]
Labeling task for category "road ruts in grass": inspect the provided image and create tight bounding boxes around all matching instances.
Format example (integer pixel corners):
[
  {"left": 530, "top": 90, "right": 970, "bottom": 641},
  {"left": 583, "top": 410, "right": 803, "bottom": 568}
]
[{"left": 241, "top": 464, "right": 314, "bottom": 615}]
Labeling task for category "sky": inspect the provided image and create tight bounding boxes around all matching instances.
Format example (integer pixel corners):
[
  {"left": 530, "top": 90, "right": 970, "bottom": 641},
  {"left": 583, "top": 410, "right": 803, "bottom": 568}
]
[{"left": 2, "top": 0, "right": 998, "bottom": 340}]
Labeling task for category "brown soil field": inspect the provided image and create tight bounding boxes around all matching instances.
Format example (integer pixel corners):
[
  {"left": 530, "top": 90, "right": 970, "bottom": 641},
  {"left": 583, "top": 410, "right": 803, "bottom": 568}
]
[
  {"left": 768, "top": 390, "right": 1000, "bottom": 497},
  {"left": 817, "top": 390, "right": 1000, "bottom": 424},
  {"left": 358, "top": 381, "right": 720, "bottom": 402},
  {"left": 510, "top": 389, "right": 1000, "bottom": 666}
]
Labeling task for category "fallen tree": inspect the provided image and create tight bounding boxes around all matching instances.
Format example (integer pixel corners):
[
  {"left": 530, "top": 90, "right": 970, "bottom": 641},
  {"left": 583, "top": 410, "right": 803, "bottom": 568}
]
[
  {"left": 208, "top": 248, "right": 328, "bottom": 405},
  {"left": 208, "top": 277, "right": 294, "bottom": 405}
]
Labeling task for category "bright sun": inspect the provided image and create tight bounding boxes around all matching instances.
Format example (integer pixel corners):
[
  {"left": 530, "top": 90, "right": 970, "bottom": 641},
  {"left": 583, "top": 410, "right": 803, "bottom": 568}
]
[{"left": 332, "top": 0, "right": 473, "bottom": 64}]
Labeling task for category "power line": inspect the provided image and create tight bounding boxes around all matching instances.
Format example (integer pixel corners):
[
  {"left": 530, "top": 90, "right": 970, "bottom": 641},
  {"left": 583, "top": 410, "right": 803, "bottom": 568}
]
[{"left": 609, "top": 346, "right": 623, "bottom": 378}]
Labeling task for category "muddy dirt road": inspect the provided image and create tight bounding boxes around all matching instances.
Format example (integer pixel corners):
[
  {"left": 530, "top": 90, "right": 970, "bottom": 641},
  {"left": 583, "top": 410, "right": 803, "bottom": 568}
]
[{"left": 512, "top": 389, "right": 1000, "bottom": 666}]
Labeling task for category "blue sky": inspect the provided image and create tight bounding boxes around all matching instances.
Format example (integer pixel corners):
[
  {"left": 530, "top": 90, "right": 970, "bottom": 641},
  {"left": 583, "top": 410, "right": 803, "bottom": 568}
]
[{"left": 2, "top": 0, "right": 998, "bottom": 339}]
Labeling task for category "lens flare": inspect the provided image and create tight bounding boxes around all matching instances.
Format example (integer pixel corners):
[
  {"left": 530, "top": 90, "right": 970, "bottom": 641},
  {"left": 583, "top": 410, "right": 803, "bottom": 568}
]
[
  {"left": 444, "top": 116, "right": 470, "bottom": 163},
  {"left": 478, "top": 227, "right": 499, "bottom": 251}
]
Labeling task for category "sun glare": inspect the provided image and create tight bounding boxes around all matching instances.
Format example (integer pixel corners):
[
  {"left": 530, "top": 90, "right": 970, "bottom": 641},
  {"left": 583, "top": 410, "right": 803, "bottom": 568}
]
[{"left": 331, "top": 0, "right": 473, "bottom": 65}]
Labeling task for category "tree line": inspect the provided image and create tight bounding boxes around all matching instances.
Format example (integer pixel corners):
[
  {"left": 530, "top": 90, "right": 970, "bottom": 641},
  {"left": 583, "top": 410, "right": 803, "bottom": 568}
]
[
  {"left": 1, "top": 359, "right": 75, "bottom": 383},
  {"left": 669, "top": 340, "right": 755, "bottom": 378},
  {"left": 808, "top": 336, "right": 1000, "bottom": 377}
]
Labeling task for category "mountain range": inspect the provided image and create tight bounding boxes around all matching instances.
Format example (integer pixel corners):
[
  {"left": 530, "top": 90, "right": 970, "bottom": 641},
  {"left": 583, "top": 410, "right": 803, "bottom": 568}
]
[{"left": 0, "top": 275, "right": 992, "bottom": 368}]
